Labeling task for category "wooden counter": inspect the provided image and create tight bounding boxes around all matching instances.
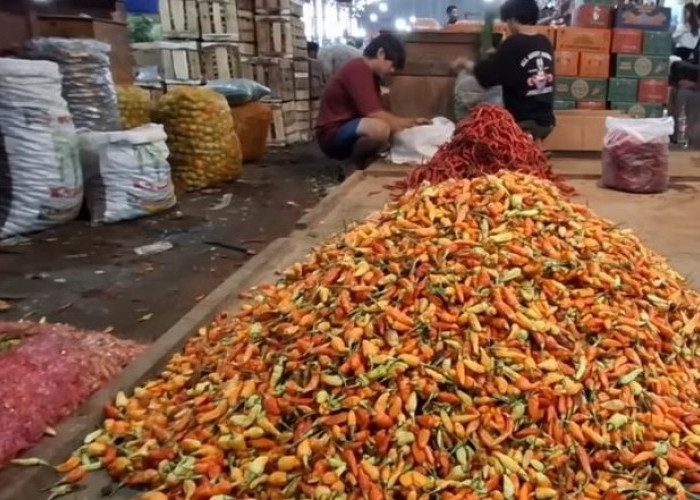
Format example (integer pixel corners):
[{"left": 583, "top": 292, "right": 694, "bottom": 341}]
[{"left": 385, "top": 30, "right": 484, "bottom": 120}]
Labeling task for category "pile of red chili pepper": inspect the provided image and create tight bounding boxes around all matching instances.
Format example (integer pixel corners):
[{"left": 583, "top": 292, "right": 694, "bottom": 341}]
[{"left": 390, "top": 104, "right": 573, "bottom": 196}]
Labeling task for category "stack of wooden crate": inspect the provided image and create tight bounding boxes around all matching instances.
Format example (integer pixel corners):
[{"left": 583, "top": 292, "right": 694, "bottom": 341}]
[
  {"left": 134, "top": 0, "right": 256, "bottom": 87},
  {"left": 253, "top": 0, "right": 313, "bottom": 146}
]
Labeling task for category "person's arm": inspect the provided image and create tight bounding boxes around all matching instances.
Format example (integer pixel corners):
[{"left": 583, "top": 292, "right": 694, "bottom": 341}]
[
  {"left": 345, "top": 65, "right": 425, "bottom": 133},
  {"left": 673, "top": 23, "right": 687, "bottom": 44},
  {"left": 473, "top": 44, "right": 508, "bottom": 88},
  {"left": 368, "top": 110, "right": 421, "bottom": 132}
]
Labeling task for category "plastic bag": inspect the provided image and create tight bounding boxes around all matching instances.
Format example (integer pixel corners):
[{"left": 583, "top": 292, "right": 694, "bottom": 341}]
[
  {"left": 454, "top": 70, "right": 502, "bottom": 122},
  {"left": 117, "top": 85, "right": 153, "bottom": 129},
  {"left": 79, "top": 124, "right": 176, "bottom": 224},
  {"left": 390, "top": 117, "right": 456, "bottom": 164},
  {"left": 207, "top": 79, "right": 270, "bottom": 105},
  {"left": 230, "top": 101, "right": 273, "bottom": 162},
  {"left": 0, "top": 58, "right": 82, "bottom": 239},
  {"left": 153, "top": 87, "right": 242, "bottom": 191},
  {"left": 24, "top": 38, "right": 121, "bottom": 131},
  {"left": 601, "top": 116, "right": 675, "bottom": 194}
]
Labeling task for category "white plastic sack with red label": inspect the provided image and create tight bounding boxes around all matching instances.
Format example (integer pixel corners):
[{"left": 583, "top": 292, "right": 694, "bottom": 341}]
[
  {"left": 390, "top": 117, "right": 455, "bottom": 164},
  {"left": 0, "top": 58, "right": 82, "bottom": 239},
  {"left": 601, "top": 116, "right": 675, "bottom": 194},
  {"left": 79, "top": 124, "right": 176, "bottom": 224}
]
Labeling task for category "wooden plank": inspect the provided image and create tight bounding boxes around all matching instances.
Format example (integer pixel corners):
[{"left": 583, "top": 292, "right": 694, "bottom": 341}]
[
  {"left": 201, "top": 42, "right": 240, "bottom": 80},
  {"left": 255, "top": 15, "right": 293, "bottom": 57},
  {"left": 160, "top": 0, "right": 199, "bottom": 39},
  {"left": 199, "top": 0, "right": 239, "bottom": 42}
]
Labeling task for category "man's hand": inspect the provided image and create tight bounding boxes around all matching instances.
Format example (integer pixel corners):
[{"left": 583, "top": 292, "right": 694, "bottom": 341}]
[
  {"left": 413, "top": 118, "right": 432, "bottom": 126},
  {"left": 450, "top": 57, "right": 475, "bottom": 73}
]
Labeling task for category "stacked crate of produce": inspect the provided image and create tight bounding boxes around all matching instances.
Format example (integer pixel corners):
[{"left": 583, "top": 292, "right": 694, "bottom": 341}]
[
  {"left": 134, "top": 0, "right": 256, "bottom": 88},
  {"left": 608, "top": 4, "right": 672, "bottom": 118},
  {"left": 553, "top": 0, "right": 613, "bottom": 111},
  {"left": 253, "top": 0, "right": 311, "bottom": 145}
]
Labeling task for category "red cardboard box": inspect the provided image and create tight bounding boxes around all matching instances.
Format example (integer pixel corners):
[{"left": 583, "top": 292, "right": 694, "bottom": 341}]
[
  {"left": 579, "top": 52, "right": 610, "bottom": 78},
  {"left": 611, "top": 28, "right": 643, "bottom": 54},
  {"left": 638, "top": 78, "right": 668, "bottom": 103},
  {"left": 555, "top": 50, "right": 580, "bottom": 76},
  {"left": 576, "top": 101, "right": 607, "bottom": 110},
  {"left": 573, "top": 5, "right": 612, "bottom": 29}
]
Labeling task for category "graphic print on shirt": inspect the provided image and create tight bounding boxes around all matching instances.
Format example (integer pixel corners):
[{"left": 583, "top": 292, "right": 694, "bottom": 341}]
[{"left": 521, "top": 51, "right": 554, "bottom": 97}]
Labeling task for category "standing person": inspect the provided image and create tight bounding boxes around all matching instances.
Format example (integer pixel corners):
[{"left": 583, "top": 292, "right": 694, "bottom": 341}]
[
  {"left": 673, "top": 3, "right": 700, "bottom": 61},
  {"left": 446, "top": 5, "right": 460, "bottom": 25},
  {"left": 315, "top": 34, "right": 428, "bottom": 169},
  {"left": 471, "top": 0, "right": 555, "bottom": 139}
]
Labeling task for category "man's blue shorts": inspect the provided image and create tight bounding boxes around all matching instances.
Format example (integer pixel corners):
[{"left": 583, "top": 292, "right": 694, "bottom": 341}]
[{"left": 331, "top": 118, "right": 362, "bottom": 160}]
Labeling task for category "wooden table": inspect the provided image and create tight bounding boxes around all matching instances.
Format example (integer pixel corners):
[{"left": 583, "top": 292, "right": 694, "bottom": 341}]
[{"left": 385, "top": 30, "right": 483, "bottom": 120}]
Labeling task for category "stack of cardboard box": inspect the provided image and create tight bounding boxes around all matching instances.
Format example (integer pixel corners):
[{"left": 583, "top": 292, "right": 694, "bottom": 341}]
[{"left": 552, "top": 1, "right": 672, "bottom": 118}]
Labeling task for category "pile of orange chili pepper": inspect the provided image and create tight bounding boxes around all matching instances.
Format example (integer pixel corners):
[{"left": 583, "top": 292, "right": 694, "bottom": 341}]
[
  {"left": 50, "top": 173, "right": 700, "bottom": 499},
  {"left": 390, "top": 105, "right": 573, "bottom": 197}
]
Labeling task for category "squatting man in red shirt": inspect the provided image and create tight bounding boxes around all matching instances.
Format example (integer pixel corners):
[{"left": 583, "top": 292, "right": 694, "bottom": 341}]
[{"left": 315, "top": 34, "right": 430, "bottom": 171}]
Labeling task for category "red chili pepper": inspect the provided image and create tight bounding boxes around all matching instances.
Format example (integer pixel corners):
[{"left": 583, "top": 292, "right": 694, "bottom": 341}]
[{"left": 391, "top": 105, "right": 573, "bottom": 197}]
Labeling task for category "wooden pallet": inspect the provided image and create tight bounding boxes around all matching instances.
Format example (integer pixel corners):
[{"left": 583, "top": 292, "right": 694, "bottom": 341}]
[
  {"left": 255, "top": 0, "right": 302, "bottom": 16},
  {"left": 132, "top": 41, "right": 203, "bottom": 84},
  {"left": 266, "top": 99, "right": 287, "bottom": 146},
  {"left": 294, "top": 99, "right": 311, "bottom": 142},
  {"left": 293, "top": 58, "right": 309, "bottom": 100},
  {"left": 201, "top": 42, "right": 241, "bottom": 80},
  {"left": 255, "top": 15, "right": 293, "bottom": 58},
  {"left": 199, "top": 0, "right": 239, "bottom": 42},
  {"left": 246, "top": 56, "right": 294, "bottom": 101},
  {"left": 159, "top": 0, "right": 199, "bottom": 39}
]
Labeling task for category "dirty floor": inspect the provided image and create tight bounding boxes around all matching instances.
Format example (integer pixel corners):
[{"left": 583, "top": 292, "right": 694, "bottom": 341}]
[{"left": 0, "top": 144, "right": 339, "bottom": 343}]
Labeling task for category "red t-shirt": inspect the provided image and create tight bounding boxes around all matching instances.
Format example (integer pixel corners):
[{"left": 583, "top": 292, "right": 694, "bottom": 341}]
[{"left": 315, "top": 58, "right": 384, "bottom": 153}]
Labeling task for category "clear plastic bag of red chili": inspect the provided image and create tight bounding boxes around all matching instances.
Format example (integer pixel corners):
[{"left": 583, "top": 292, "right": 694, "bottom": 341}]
[
  {"left": 601, "top": 117, "right": 674, "bottom": 194},
  {"left": 389, "top": 104, "right": 572, "bottom": 197}
]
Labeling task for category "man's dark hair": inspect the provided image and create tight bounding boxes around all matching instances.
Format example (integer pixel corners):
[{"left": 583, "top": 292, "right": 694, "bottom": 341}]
[
  {"left": 307, "top": 41, "right": 319, "bottom": 52},
  {"left": 363, "top": 33, "right": 406, "bottom": 70},
  {"left": 447, "top": 5, "right": 457, "bottom": 15},
  {"left": 500, "top": 0, "right": 539, "bottom": 25}
]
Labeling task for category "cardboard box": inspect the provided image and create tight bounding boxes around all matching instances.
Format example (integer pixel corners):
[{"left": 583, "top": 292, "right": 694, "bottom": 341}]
[
  {"left": 555, "top": 77, "right": 608, "bottom": 101},
  {"left": 573, "top": 5, "right": 612, "bottom": 29},
  {"left": 554, "top": 100, "right": 577, "bottom": 110},
  {"left": 555, "top": 51, "right": 580, "bottom": 76},
  {"left": 643, "top": 30, "right": 673, "bottom": 56},
  {"left": 615, "top": 54, "right": 669, "bottom": 78},
  {"left": 609, "top": 101, "right": 664, "bottom": 118},
  {"left": 638, "top": 78, "right": 668, "bottom": 103},
  {"left": 607, "top": 77, "right": 638, "bottom": 102},
  {"left": 579, "top": 52, "right": 610, "bottom": 78},
  {"left": 614, "top": 5, "right": 672, "bottom": 32},
  {"left": 576, "top": 100, "right": 607, "bottom": 110},
  {"left": 543, "top": 109, "right": 624, "bottom": 151},
  {"left": 611, "top": 28, "right": 643, "bottom": 54},
  {"left": 556, "top": 27, "right": 611, "bottom": 53}
]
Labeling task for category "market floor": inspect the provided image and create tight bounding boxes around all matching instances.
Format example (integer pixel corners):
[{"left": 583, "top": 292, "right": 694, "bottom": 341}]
[{"left": 0, "top": 144, "right": 340, "bottom": 343}]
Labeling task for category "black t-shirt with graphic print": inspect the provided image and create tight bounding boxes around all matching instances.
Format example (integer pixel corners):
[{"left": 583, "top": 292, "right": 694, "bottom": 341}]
[{"left": 474, "top": 33, "right": 555, "bottom": 127}]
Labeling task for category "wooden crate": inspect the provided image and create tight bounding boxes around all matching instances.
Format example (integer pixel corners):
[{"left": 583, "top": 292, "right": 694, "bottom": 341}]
[
  {"left": 311, "top": 98, "right": 320, "bottom": 128},
  {"left": 238, "top": 10, "right": 256, "bottom": 43},
  {"left": 238, "top": 41, "right": 256, "bottom": 56},
  {"left": 293, "top": 58, "right": 309, "bottom": 100},
  {"left": 309, "top": 59, "right": 325, "bottom": 99},
  {"left": 159, "top": 0, "right": 199, "bottom": 39},
  {"left": 283, "top": 100, "right": 300, "bottom": 144},
  {"left": 255, "top": 15, "right": 293, "bottom": 57},
  {"left": 238, "top": 0, "right": 255, "bottom": 11},
  {"left": 294, "top": 99, "right": 311, "bottom": 142},
  {"left": 291, "top": 17, "right": 306, "bottom": 58},
  {"left": 255, "top": 0, "right": 302, "bottom": 16},
  {"left": 132, "top": 41, "right": 203, "bottom": 84},
  {"left": 201, "top": 42, "right": 240, "bottom": 80},
  {"left": 267, "top": 99, "right": 286, "bottom": 146},
  {"left": 247, "top": 56, "right": 294, "bottom": 101},
  {"left": 199, "top": 0, "right": 239, "bottom": 42}
]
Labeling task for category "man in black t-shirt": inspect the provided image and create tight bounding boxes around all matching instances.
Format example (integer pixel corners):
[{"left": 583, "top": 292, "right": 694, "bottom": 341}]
[{"left": 473, "top": 0, "right": 555, "bottom": 139}]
